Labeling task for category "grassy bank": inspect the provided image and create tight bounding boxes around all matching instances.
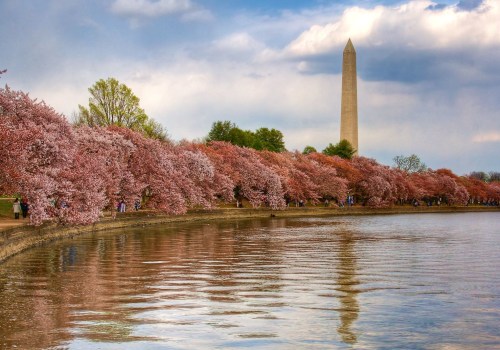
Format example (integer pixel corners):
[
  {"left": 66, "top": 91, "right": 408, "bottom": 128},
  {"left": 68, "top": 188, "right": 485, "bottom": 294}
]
[
  {"left": 1, "top": 205, "right": 499, "bottom": 264},
  {"left": 0, "top": 198, "right": 14, "bottom": 218}
]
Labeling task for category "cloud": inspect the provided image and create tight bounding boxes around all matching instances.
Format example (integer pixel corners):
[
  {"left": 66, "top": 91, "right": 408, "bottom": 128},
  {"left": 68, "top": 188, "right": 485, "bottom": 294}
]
[
  {"left": 472, "top": 132, "right": 500, "bottom": 143},
  {"left": 282, "top": 0, "right": 500, "bottom": 83},
  {"left": 124, "top": 57, "right": 340, "bottom": 144},
  {"left": 2, "top": 0, "right": 499, "bottom": 173},
  {"left": 212, "top": 33, "right": 265, "bottom": 54},
  {"left": 110, "top": 0, "right": 212, "bottom": 21},
  {"left": 287, "top": 0, "right": 500, "bottom": 56}
]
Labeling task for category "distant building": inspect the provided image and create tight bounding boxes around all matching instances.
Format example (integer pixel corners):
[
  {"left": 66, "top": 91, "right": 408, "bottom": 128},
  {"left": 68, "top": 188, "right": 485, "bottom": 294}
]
[{"left": 340, "top": 39, "right": 358, "bottom": 155}]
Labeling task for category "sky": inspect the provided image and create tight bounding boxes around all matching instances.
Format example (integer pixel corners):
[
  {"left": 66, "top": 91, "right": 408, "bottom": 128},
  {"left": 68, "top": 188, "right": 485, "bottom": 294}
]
[{"left": 1, "top": 0, "right": 499, "bottom": 175}]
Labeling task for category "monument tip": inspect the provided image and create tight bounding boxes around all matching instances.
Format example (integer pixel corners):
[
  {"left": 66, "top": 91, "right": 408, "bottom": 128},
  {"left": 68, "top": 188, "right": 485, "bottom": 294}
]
[{"left": 344, "top": 38, "right": 355, "bottom": 53}]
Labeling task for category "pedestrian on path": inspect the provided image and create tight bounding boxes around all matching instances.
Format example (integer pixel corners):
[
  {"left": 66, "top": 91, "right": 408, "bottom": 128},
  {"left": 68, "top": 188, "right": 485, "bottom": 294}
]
[
  {"left": 20, "top": 199, "right": 29, "bottom": 219},
  {"left": 13, "top": 198, "right": 21, "bottom": 220}
]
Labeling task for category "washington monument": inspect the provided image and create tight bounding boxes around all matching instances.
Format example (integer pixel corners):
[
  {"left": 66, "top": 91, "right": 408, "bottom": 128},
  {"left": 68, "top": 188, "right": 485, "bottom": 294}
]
[{"left": 340, "top": 38, "right": 358, "bottom": 155}]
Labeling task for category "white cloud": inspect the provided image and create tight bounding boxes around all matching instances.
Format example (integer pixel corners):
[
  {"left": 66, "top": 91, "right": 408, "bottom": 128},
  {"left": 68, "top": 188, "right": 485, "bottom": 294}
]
[
  {"left": 125, "top": 58, "right": 340, "bottom": 148},
  {"left": 110, "top": 0, "right": 211, "bottom": 21},
  {"left": 212, "top": 33, "right": 265, "bottom": 54},
  {"left": 285, "top": 0, "right": 500, "bottom": 57}
]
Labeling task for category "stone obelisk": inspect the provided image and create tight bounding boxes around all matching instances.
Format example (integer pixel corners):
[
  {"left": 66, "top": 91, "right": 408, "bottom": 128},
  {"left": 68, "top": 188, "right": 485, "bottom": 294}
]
[{"left": 340, "top": 38, "right": 358, "bottom": 155}]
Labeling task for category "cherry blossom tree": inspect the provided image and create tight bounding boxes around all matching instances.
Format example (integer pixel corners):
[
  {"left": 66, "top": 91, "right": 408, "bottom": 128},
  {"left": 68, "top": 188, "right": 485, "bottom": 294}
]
[
  {"left": 200, "top": 142, "right": 285, "bottom": 209},
  {"left": 258, "top": 151, "right": 314, "bottom": 205},
  {"left": 73, "top": 126, "right": 139, "bottom": 217},
  {"left": 434, "top": 169, "right": 468, "bottom": 205},
  {"left": 459, "top": 176, "right": 488, "bottom": 204},
  {"left": 302, "top": 153, "right": 348, "bottom": 203},
  {"left": 0, "top": 86, "right": 75, "bottom": 225},
  {"left": 351, "top": 157, "right": 398, "bottom": 207}
]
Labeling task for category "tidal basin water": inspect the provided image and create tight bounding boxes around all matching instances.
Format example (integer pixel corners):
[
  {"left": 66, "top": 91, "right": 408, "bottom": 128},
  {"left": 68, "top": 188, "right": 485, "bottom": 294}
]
[{"left": 0, "top": 213, "right": 499, "bottom": 349}]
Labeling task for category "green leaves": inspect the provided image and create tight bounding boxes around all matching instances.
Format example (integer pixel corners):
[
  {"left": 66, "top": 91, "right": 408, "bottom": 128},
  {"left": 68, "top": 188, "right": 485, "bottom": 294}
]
[
  {"left": 302, "top": 145, "right": 317, "bottom": 155},
  {"left": 322, "top": 139, "right": 356, "bottom": 159},
  {"left": 75, "top": 77, "right": 167, "bottom": 141},
  {"left": 206, "top": 120, "right": 286, "bottom": 152}
]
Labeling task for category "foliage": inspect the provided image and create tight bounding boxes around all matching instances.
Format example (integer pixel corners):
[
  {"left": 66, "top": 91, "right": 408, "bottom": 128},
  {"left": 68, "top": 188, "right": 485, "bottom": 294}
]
[
  {"left": 490, "top": 172, "right": 500, "bottom": 182},
  {"left": 253, "top": 128, "right": 286, "bottom": 152},
  {"left": 206, "top": 120, "right": 285, "bottom": 152},
  {"left": 206, "top": 120, "right": 235, "bottom": 143},
  {"left": 302, "top": 145, "right": 317, "bottom": 154},
  {"left": 194, "top": 142, "right": 286, "bottom": 209},
  {"left": 469, "top": 171, "right": 500, "bottom": 183},
  {"left": 75, "top": 77, "right": 167, "bottom": 141},
  {"left": 1, "top": 85, "right": 499, "bottom": 225},
  {"left": 322, "top": 139, "right": 356, "bottom": 159},
  {"left": 393, "top": 154, "right": 427, "bottom": 173},
  {"left": 0, "top": 85, "right": 76, "bottom": 225}
]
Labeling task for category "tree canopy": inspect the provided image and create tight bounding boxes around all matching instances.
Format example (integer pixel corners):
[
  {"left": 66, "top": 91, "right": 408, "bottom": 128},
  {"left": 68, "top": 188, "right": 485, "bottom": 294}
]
[
  {"left": 302, "top": 145, "right": 317, "bottom": 155},
  {"left": 206, "top": 120, "right": 286, "bottom": 152},
  {"left": 322, "top": 140, "right": 356, "bottom": 159},
  {"left": 253, "top": 127, "right": 286, "bottom": 152},
  {"left": 469, "top": 171, "right": 500, "bottom": 183},
  {"left": 393, "top": 154, "right": 428, "bottom": 173},
  {"left": 75, "top": 77, "right": 167, "bottom": 141}
]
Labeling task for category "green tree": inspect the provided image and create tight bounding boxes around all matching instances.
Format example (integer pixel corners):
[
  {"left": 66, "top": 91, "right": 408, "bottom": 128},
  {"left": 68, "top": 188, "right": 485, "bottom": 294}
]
[
  {"left": 322, "top": 139, "right": 356, "bottom": 159},
  {"left": 254, "top": 127, "right": 286, "bottom": 152},
  {"left": 207, "top": 121, "right": 286, "bottom": 152},
  {"left": 302, "top": 145, "right": 317, "bottom": 154},
  {"left": 75, "top": 77, "right": 167, "bottom": 140},
  {"left": 206, "top": 121, "right": 254, "bottom": 147},
  {"left": 229, "top": 127, "right": 255, "bottom": 148},
  {"left": 393, "top": 154, "right": 427, "bottom": 173},
  {"left": 207, "top": 120, "right": 234, "bottom": 142}
]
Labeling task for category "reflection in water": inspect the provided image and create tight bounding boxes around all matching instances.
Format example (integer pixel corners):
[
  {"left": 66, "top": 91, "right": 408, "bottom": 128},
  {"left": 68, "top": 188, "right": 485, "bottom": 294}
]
[
  {"left": 336, "top": 231, "right": 359, "bottom": 344},
  {"left": 0, "top": 213, "right": 499, "bottom": 349}
]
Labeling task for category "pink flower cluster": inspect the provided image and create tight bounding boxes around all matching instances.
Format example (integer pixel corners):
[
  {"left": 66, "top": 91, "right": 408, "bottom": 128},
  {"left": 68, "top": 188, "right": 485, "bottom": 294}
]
[{"left": 1, "top": 86, "right": 499, "bottom": 226}]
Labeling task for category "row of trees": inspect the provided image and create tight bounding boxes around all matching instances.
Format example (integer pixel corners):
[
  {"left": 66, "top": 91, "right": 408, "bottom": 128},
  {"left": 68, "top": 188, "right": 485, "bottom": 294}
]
[
  {"left": 207, "top": 120, "right": 286, "bottom": 152},
  {"left": 468, "top": 171, "right": 500, "bottom": 183},
  {"left": 1, "top": 82, "right": 499, "bottom": 226},
  {"left": 207, "top": 121, "right": 357, "bottom": 159}
]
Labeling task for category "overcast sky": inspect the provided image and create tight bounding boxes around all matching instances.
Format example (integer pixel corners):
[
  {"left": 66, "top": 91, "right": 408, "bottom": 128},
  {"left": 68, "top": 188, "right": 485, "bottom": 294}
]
[{"left": 1, "top": 0, "right": 499, "bottom": 174}]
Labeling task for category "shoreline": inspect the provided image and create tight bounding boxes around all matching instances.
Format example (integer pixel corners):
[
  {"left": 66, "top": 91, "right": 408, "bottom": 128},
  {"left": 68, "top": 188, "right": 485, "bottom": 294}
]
[{"left": 1, "top": 205, "right": 499, "bottom": 264}]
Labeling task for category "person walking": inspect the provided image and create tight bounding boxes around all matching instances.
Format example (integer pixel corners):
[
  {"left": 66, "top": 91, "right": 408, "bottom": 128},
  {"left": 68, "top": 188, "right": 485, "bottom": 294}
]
[
  {"left": 13, "top": 198, "right": 21, "bottom": 220},
  {"left": 118, "top": 200, "right": 126, "bottom": 213},
  {"left": 20, "top": 199, "right": 29, "bottom": 219}
]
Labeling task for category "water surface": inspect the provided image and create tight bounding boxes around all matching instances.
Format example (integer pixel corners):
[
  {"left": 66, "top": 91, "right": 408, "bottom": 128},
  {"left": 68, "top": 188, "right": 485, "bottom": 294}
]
[{"left": 0, "top": 212, "right": 499, "bottom": 349}]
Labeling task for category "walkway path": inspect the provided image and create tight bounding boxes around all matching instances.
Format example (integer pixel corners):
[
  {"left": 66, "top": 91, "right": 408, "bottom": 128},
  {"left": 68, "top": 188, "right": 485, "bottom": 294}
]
[{"left": 0, "top": 218, "right": 26, "bottom": 231}]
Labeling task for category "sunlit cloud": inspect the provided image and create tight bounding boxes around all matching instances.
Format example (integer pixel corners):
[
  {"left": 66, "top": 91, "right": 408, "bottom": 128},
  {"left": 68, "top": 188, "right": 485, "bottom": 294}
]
[
  {"left": 472, "top": 132, "right": 500, "bottom": 143},
  {"left": 285, "top": 0, "right": 500, "bottom": 59},
  {"left": 212, "top": 33, "right": 265, "bottom": 54}
]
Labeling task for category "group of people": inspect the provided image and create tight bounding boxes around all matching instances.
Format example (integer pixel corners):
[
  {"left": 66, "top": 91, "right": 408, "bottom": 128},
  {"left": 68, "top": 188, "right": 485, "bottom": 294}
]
[
  {"left": 12, "top": 197, "right": 143, "bottom": 221},
  {"left": 12, "top": 198, "right": 29, "bottom": 219},
  {"left": 117, "top": 199, "right": 141, "bottom": 213}
]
